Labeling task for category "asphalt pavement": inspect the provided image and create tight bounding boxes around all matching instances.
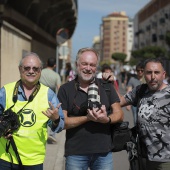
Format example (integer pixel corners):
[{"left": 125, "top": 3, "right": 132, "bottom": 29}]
[{"left": 43, "top": 83, "right": 135, "bottom": 170}]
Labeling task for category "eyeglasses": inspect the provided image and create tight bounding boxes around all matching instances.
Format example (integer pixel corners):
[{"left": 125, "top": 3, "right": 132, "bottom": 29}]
[
  {"left": 20, "top": 66, "right": 41, "bottom": 72},
  {"left": 136, "top": 69, "right": 144, "bottom": 73}
]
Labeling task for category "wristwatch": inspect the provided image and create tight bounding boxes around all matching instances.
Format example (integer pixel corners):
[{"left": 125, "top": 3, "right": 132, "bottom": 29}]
[{"left": 53, "top": 116, "right": 60, "bottom": 126}]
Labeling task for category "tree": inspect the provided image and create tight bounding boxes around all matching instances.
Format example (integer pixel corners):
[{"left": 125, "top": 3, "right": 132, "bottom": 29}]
[
  {"left": 99, "top": 60, "right": 112, "bottom": 66},
  {"left": 131, "top": 46, "right": 167, "bottom": 60},
  {"left": 112, "top": 52, "right": 127, "bottom": 63}
]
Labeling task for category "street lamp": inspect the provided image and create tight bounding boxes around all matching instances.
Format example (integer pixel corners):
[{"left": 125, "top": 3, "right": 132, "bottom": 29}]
[{"left": 56, "top": 28, "right": 69, "bottom": 73}]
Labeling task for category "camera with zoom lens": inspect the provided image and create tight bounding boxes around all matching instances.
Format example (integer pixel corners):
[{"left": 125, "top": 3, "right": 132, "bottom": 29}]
[
  {"left": 87, "top": 83, "right": 101, "bottom": 110},
  {"left": 0, "top": 109, "right": 20, "bottom": 137}
]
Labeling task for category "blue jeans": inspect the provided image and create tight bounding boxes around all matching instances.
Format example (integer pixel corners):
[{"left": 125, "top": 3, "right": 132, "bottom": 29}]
[
  {"left": 65, "top": 152, "right": 113, "bottom": 170},
  {"left": 0, "top": 159, "right": 43, "bottom": 170}
]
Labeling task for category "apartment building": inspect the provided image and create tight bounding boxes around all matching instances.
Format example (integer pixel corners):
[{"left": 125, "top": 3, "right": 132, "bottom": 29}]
[
  {"left": 133, "top": 0, "right": 170, "bottom": 51},
  {"left": 126, "top": 19, "right": 134, "bottom": 61},
  {"left": 92, "top": 36, "right": 101, "bottom": 56},
  {"left": 101, "top": 11, "right": 129, "bottom": 62}
]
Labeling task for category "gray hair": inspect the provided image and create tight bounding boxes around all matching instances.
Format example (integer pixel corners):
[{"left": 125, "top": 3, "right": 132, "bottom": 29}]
[
  {"left": 76, "top": 47, "right": 100, "bottom": 64},
  {"left": 19, "top": 52, "right": 43, "bottom": 68}
]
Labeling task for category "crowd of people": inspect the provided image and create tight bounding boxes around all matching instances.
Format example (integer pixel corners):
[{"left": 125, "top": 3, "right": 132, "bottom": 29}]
[{"left": 0, "top": 48, "right": 170, "bottom": 170}]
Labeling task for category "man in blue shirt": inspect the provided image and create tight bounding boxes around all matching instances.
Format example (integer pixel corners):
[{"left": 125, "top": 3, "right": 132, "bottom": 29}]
[{"left": 0, "top": 52, "right": 64, "bottom": 170}]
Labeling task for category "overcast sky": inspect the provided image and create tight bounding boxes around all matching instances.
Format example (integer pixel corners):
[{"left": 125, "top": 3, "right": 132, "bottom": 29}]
[{"left": 71, "top": 0, "right": 151, "bottom": 60}]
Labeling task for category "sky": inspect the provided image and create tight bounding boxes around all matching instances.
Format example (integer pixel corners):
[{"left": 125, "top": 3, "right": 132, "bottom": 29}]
[{"left": 71, "top": 0, "right": 151, "bottom": 60}]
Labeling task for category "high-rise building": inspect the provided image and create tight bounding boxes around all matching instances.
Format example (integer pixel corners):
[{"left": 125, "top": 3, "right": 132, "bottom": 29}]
[
  {"left": 133, "top": 0, "right": 170, "bottom": 51},
  {"left": 101, "top": 11, "right": 129, "bottom": 62}
]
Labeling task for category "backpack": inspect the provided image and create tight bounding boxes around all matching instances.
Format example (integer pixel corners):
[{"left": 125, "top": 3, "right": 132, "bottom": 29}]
[
  {"left": 99, "top": 79, "right": 131, "bottom": 152},
  {"left": 99, "top": 79, "right": 148, "bottom": 152}
]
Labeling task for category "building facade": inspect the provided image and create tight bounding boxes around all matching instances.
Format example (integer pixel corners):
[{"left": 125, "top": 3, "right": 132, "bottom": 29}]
[
  {"left": 101, "top": 11, "right": 129, "bottom": 62},
  {"left": 133, "top": 0, "right": 170, "bottom": 51},
  {"left": 0, "top": 0, "right": 78, "bottom": 86},
  {"left": 126, "top": 19, "right": 134, "bottom": 61}
]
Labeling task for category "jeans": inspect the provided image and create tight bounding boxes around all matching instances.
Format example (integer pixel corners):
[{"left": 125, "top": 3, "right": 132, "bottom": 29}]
[
  {"left": 0, "top": 159, "right": 43, "bottom": 170},
  {"left": 65, "top": 152, "right": 113, "bottom": 170}
]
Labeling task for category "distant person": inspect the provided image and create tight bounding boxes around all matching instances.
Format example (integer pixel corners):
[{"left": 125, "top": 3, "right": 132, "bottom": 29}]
[
  {"left": 0, "top": 52, "right": 64, "bottom": 170},
  {"left": 126, "top": 61, "right": 145, "bottom": 124},
  {"left": 40, "top": 57, "right": 61, "bottom": 93},
  {"left": 65, "top": 62, "right": 76, "bottom": 82},
  {"left": 97, "top": 64, "right": 119, "bottom": 91},
  {"left": 120, "top": 68, "right": 126, "bottom": 89},
  {"left": 40, "top": 57, "right": 61, "bottom": 143}
]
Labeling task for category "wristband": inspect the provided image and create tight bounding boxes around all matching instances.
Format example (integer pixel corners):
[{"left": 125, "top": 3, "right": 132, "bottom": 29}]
[{"left": 107, "top": 116, "right": 111, "bottom": 124}]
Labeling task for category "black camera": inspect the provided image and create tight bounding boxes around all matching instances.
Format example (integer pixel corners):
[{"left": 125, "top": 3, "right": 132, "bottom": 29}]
[
  {"left": 87, "top": 83, "right": 101, "bottom": 110},
  {"left": 0, "top": 109, "right": 20, "bottom": 137}
]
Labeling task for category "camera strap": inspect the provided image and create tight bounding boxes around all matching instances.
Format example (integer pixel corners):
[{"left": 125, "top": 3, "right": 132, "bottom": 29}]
[
  {"left": 6, "top": 136, "right": 24, "bottom": 170},
  {"left": 7, "top": 80, "right": 40, "bottom": 111},
  {"left": 13, "top": 79, "right": 41, "bottom": 102}
]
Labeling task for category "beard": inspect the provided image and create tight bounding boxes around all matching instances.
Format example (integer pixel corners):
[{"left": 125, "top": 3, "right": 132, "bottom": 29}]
[
  {"left": 148, "top": 81, "right": 162, "bottom": 91},
  {"left": 77, "top": 70, "right": 95, "bottom": 83}
]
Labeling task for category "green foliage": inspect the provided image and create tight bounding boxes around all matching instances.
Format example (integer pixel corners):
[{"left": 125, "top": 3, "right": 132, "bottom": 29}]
[
  {"left": 131, "top": 46, "right": 167, "bottom": 60},
  {"left": 128, "top": 57, "right": 138, "bottom": 66},
  {"left": 99, "top": 60, "right": 112, "bottom": 66},
  {"left": 111, "top": 52, "right": 127, "bottom": 63}
]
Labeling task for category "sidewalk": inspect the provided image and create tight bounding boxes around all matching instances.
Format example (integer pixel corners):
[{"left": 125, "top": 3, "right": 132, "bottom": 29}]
[
  {"left": 43, "top": 131, "right": 66, "bottom": 170},
  {"left": 44, "top": 83, "right": 134, "bottom": 170}
]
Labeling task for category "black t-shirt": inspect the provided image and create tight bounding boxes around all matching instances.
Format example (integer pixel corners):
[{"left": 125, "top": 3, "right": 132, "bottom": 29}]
[{"left": 58, "top": 78, "right": 120, "bottom": 156}]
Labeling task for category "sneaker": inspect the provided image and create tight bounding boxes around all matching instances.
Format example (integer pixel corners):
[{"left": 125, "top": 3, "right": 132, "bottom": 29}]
[{"left": 48, "top": 135, "right": 57, "bottom": 143}]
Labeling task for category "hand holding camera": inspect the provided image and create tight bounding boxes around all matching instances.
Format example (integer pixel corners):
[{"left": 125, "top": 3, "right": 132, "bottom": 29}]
[
  {"left": 87, "top": 83, "right": 109, "bottom": 123},
  {"left": 87, "top": 105, "right": 109, "bottom": 123},
  {"left": 0, "top": 109, "right": 20, "bottom": 138}
]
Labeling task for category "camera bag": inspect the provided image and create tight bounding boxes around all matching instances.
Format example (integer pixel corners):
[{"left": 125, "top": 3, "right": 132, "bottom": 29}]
[
  {"left": 99, "top": 79, "right": 132, "bottom": 152},
  {"left": 99, "top": 79, "right": 147, "bottom": 152},
  {"left": 110, "top": 121, "right": 132, "bottom": 152}
]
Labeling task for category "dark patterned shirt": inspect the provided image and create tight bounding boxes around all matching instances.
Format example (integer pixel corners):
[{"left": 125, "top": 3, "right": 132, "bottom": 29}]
[{"left": 124, "top": 85, "right": 170, "bottom": 162}]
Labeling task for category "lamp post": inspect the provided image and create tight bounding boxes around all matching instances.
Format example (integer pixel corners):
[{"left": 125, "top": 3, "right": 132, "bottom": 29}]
[
  {"left": 56, "top": 28, "right": 69, "bottom": 73},
  {"left": 59, "top": 44, "right": 69, "bottom": 83}
]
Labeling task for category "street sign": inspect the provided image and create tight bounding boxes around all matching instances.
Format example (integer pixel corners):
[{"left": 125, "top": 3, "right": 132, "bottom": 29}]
[{"left": 56, "top": 28, "right": 69, "bottom": 45}]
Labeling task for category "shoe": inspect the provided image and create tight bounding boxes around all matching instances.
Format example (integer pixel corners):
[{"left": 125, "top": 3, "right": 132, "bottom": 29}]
[{"left": 48, "top": 135, "right": 57, "bottom": 143}]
